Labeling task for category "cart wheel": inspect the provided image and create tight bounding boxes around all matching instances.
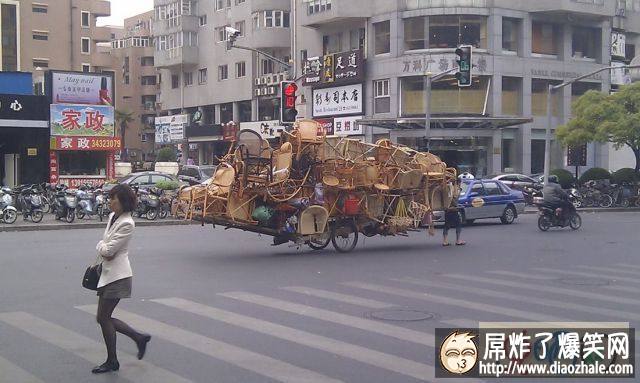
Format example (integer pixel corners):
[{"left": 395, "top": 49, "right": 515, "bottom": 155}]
[
  {"left": 308, "top": 230, "right": 331, "bottom": 250},
  {"left": 331, "top": 220, "right": 358, "bottom": 253}
]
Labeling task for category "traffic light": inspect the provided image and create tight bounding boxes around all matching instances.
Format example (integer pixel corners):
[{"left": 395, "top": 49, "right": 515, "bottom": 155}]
[
  {"left": 280, "top": 81, "right": 298, "bottom": 124},
  {"left": 455, "top": 45, "right": 472, "bottom": 87}
]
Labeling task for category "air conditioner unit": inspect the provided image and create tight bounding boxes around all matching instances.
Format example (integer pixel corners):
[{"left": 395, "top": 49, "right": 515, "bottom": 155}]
[
  {"left": 268, "top": 86, "right": 275, "bottom": 95},
  {"left": 260, "top": 88, "right": 267, "bottom": 96},
  {"left": 254, "top": 89, "right": 261, "bottom": 97},
  {"left": 279, "top": 73, "right": 286, "bottom": 82},
  {"left": 254, "top": 78, "right": 261, "bottom": 86},
  {"left": 260, "top": 77, "right": 268, "bottom": 85},
  {"left": 266, "top": 76, "right": 273, "bottom": 85}
]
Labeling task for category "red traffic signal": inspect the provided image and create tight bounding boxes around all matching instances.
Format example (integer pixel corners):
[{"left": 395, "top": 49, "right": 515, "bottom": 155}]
[
  {"left": 284, "top": 83, "right": 298, "bottom": 97},
  {"left": 280, "top": 81, "right": 298, "bottom": 124}
]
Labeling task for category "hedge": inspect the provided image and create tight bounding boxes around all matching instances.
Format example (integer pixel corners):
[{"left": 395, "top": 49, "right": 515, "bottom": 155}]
[
  {"left": 550, "top": 169, "right": 575, "bottom": 189},
  {"left": 578, "top": 167, "right": 611, "bottom": 185},
  {"left": 611, "top": 168, "right": 640, "bottom": 184}
]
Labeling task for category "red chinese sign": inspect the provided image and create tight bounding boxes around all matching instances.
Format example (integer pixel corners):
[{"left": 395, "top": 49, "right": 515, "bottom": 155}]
[
  {"left": 49, "top": 151, "right": 59, "bottom": 184},
  {"left": 50, "top": 136, "right": 122, "bottom": 151}
]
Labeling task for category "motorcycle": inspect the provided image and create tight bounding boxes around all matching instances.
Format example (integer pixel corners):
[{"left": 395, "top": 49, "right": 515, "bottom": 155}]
[
  {"left": 567, "top": 187, "right": 583, "bottom": 209},
  {"left": 53, "top": 186, "right": 78, "bottom": 223},
  {"left": 16, "top": 186, "right": 44, "bottom": 223},
  {"left": 76, "top": 184, "right": 106, "bottom": 221},
  {"left": 150, "top": 187, "right": 172, "bottom": 219},
  {"left": 133, "top": 187, "right": 160, "bottom": 220},
  {"left": 522, "top": 185, "right": 542, "bottom": 206},
  {"left": 0, "top": 187, "right": 18, "bottom": 224},
  {"left": 537, "top": 200, "right": 582, "bottom": 231}
]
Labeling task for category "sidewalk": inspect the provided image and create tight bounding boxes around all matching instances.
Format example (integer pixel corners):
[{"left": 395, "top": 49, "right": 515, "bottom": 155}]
[{"left": 0, "top": 213, "right": 196, "bottom": 233}]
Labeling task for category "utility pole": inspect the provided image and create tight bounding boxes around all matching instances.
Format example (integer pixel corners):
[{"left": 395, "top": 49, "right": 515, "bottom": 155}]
[{"left": 423, "top": 67, "right": 459, "bottom": 151}]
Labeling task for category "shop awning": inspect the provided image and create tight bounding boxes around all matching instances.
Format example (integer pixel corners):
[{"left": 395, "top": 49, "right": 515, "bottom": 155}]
[{"left": 357, "top": 116, "right": 533, "bottom": 130}]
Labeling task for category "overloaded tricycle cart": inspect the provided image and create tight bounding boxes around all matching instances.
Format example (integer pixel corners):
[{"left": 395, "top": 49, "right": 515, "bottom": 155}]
[{"left": 175, "top": 120, "right": 459, "bottom": 253}]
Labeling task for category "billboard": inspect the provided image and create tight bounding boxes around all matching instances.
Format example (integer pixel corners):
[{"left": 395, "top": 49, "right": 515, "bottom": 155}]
[
  {"left": 155, "top": 114, "right": 188, "bottom": 143},
  {"left": 50, "top": 104, "right": 115, "bottom": 137},
  {"left": 312, "top": 83, "right": 363, "bottom": 117},
  {"left": 48, "top": 71, "right": 114, "bottom": 106}
]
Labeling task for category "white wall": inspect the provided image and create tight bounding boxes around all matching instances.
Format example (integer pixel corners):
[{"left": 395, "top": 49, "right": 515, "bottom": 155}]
[{"left": 608, "top": 143, "right": 636, "bottom": 171}]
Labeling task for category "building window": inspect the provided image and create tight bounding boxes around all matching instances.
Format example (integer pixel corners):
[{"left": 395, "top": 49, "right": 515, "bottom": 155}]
[
  {"left": 141, "top": 56, "right": 154, "bottom": 66},
  {"left": 571, "top": 82, "right": 600, "bottom": 106},
  {"left": 349, "top": 28, "right": 366, "bottom": 52},
  {"left": 32, "top": 5, "right": 48, "bottom": 13},
  {"left": 502, "top": 18, "right": 519, "bottom": 53},
  {"left": 81, "top": 11, "right": 90, "bottom": 28},
  {"left": 401, "top": 76, "right": 490, "bottom": 116},
  {"left": 198, "top": 68, "right": 208, "bottom": 84},
  {"left": 172, "top": 74, "right": 180, "bottom": 89},
  {"left": 265, "top": 10, "right": 274, "bottom": 27},
  {"left": 216, "top": 0, "right": 231, "bottom": 11},
  {"left": 572, "top": 27, "right": 600, "bottom": 60},
  {"left": 307, "top": 0, "right": 331, "bottom": 15},
  {"left": 32, "top": 31, "right": 49, "bottom": 41},
  {"left": 124, "top": 75, "right": 130, "bottom": 85},
  {"left": 374, "top": 79, "right": 390, "bottom": 114},
  {"left": 81, "top": 37, "right": 91, "bottom": 54},
  {"left": 82, "top": 64, "right": 91, "bottom": 73},
  {"left": 261, "top": 59, "right": 274, "bottom": 75},
  {"left": 1, "top": 3, "right": 18, "bottom": 71},
  {"left": 374, "top": 21, "right": 390, "bottom": 55},
  {"left": 532, "top": 21, "right": 560, "bottom": 56},
  {"left": 141, "top": 133, "right": 148, "bottom": 143},
  {"left": 199, "top": 14, "right": 207, "bottom": 26},
  {"left": 626, "top": 43, "right": 636, "bottom": 62},
  {"left": 404, "top": 17, "right": 426, "bottom": 51},
  {"left": 217, "top": 26, "right": 228, "bottom": 42},
  {"left": 218, "top": 65, "right": 228, "bottom": 81},
  {"left": 429, "top": 15, "right": 487, "bottom": 49},
  {"left": 235, "top": 61, "right": 246, "bottom": 78},
  {"left": 323, "top": 33, "right": 342, "bottom": 55},
  {"left": 502, "top": 77, "right": 522, "bottom": 116},
  {"left": 235, "top": 21, "right": 245, "bottom": 36},
  {"left": 531, "top": 79, "right": 562, "bottom": 116},
  {"left": 300, "top": 49, "right": 308, "bottom": 71},
  {"left": 32, "top": 59, "right": 49, "bottom": 68},
  {"left": 142, "top": 76, "right": 157, "bottom": 85},
  {"left": 235, "top": 0, "right": 246, "bottom": 4},
  {"left": 184, "top": 71, "right": 193, "bottom": 86}
]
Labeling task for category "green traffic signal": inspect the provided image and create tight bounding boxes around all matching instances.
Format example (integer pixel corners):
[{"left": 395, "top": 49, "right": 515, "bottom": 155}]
[{"left": 455, "top": 46, "right": 473, "bottom": 87}]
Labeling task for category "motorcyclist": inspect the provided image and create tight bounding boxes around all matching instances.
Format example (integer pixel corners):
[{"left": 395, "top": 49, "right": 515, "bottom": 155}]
[{"left": 542, "top": 177, "right": 573, "bottom": 220}]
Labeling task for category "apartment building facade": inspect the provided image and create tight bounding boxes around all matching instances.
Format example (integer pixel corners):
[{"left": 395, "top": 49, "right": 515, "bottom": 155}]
[
  {"left": 153, "top": 0, "right": 293, "bottom": 162},
  {"left": 294, "top": 0, "right": 640, "bottom": 176},
  {"left": 111, "top": 11, "right": 158, "bottom": 162}
]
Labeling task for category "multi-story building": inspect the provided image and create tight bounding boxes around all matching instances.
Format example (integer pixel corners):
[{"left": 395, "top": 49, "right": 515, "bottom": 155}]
[
  {"left": 295, "top": 0, "right": 640, "bottom": 176},
  {"left": 110, "top": 11, "right": 158, "bottom": 162},
  {"left": 0, "top": 0, "right": 114, "bottom": 89},
  {"left": 153, "top": 0, "right": 293, "bottom": 163}
]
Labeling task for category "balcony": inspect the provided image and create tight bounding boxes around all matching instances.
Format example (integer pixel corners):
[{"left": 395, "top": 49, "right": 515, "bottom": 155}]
[
  {"left": 90, "top": 0, "right": 110, "bottom": 17},
  {"left": 253, "top": 28, "right": 291, "bottom": 49},
  {"left": 141, "top": 65, "right": 157, "bottom": 76},
  {"left": 252, "top": 0, "right": 291, "bottom": 13},
  {"left": 141, "top": 84, "right": 159, "bottom": 95},
  {"left": 155, "top": 46, "right": 199, "bottom": 68},
  {"left": 92, "top": 26, "right": 112, "bottom": 43},
  {"left": 404, "top": 0, "right": 488, "bottom": 10},
  {"left": 142, "top": 102, "right": 157, "bottom": 112},
  {"left": 92, "top": 51, "right": 113, "bottom": 68},
  {"left": 152, "top": 15, "right": 199, "bottom": 36},
  {"left": 299, "top": 0, "right": 372, "bottom": 28}
]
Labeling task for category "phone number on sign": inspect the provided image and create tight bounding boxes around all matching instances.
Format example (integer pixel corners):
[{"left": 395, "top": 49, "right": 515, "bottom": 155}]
[{"left": 91, "top": 139, "right": 121, "bottom": 149}]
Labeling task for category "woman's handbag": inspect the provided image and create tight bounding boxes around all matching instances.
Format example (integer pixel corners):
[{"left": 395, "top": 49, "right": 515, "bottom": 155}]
[{"left": 82, "top": 263, "right": 102, "bottom": 291}]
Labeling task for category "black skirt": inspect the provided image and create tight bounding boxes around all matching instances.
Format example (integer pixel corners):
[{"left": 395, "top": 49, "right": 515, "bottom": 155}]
[{"left": 97, "top": 277, "right": 132, "bottom": 299}]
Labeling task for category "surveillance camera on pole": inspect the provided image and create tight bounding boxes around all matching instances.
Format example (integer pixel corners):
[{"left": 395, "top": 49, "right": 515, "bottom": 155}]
[{"left": 225, "top": 26, "right": 241, "bottom": 50}]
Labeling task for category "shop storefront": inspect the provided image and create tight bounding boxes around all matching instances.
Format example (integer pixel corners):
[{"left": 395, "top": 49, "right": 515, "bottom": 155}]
[
  {"left": 185, "top": 123, "right": 230, "bottom": 165},
  {"left": 49, "top": 106, "right": 120, "bottom": 187},
  {"left": 0, "top": 94, "right": 50, "bottom": 186}
]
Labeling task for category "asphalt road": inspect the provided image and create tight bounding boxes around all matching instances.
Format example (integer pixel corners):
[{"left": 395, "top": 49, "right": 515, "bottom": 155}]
[{"left": 0, "top": 212, "right": 639, "bottom": 383}]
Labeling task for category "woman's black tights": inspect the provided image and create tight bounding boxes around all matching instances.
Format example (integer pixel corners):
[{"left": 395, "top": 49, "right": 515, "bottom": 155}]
[{"left": 96, "top": 296, "right": 143, "bottom": 363}]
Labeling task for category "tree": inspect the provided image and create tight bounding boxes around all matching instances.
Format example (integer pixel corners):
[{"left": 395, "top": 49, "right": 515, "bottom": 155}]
[
  {"left": 115, "top": 110, "right": 134, "bottom": 161},
  {"left": 556, "top": 82, "right": 640, "bottom": 173},
  {"left": 156, "top": 147, "right": 177, "bottom": 162}
]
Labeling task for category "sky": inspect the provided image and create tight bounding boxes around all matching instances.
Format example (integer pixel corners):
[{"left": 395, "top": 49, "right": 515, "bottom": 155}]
[{"left": 96, "top": 0, "right": 154, "bottom": 26}]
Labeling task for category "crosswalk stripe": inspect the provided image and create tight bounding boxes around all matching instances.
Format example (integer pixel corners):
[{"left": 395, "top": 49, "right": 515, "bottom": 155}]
[
  {"left": 219, "top": 292, "right": 435, "bottom": 347},
  {"left": 486, "top": 270, "right": 555, "bottom": 280},
  {"left": 281, "top": 286, "right": 474, "bottom": 328},
  {"left": 75, "top": 305, "right": 341, "bottom": 383},
  {"left": 0, "top": 355, "right": 45, "bottom": 383},
  {"left": 152, "top": 297, "right": 457, "bottom": 383},
  {"left": 281, "top": 286, "right": 394, "bottom": 309},
  {"left": 394, "top": 277, "right": 640, "bottom": 322},
  {"left": 444, "top": 273, "right": 640, "bottom": 308},
  {"left": 532, "top": 267, "right": 640, "bottom": 285},
  {"left": 342, "top": 281, "right": 569, "bottom": 322},
  {"left": 0, "top": 311, "right": 192, "bottom": 383},
  {"left": 578, "top": 265, "right": 640, "bottom": 277},
  {"left": 615, "top": 263, "right": 640, "bottom": 270}
]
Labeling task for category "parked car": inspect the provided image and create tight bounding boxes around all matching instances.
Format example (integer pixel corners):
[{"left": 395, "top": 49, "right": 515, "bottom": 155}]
[
  {"left": 433, "top": 179, "right": 526, "bottom": 225},
  {"left": 530, "top": 173, "right": 560, "bottom": 185},
  {"left": 487, "top": 173, "right": 540, "bottom": 191},
  {"left": 177, "top": 165, "right": 217, "bottom": 185},
  {"left": 103, "top": 171, "right": 185, "bottom": 192}
]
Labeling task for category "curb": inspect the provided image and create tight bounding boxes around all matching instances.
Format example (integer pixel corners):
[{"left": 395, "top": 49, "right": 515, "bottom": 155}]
[{"left": 0, "top": 219, "right": 197, "bottom": 233}]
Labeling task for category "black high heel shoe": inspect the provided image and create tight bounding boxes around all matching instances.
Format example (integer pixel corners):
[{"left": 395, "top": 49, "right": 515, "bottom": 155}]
[
  {"left": 137, "top": 334, "right": 151, "bottom": 360},
  {"left": 91, "top": 360, "right": 120, "bottom": 374}
]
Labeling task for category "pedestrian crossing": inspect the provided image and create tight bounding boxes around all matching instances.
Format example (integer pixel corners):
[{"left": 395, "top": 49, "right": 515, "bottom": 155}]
[{"left": 0, "top": 262, "right": 638, "bottom": 383}]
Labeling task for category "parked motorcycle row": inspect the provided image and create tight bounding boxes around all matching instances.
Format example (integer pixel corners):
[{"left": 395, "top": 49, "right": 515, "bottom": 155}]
[{"left": 0, "top": 182, "right": 178, "bottom": 225}]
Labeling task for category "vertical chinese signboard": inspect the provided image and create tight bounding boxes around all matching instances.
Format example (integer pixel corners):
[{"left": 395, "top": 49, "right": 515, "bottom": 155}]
[{"left": 46, "top": 70, "right": 117, "bottom": 186}]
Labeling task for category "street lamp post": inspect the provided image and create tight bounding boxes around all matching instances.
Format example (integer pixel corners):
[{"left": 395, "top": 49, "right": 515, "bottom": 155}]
[{"left": 542, "top": 63, "right": 640, "bottom": 185}]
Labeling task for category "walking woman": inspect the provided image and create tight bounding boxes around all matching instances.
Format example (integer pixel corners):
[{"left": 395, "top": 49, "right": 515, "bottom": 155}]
[{"left": 92, "top": 184, "right": 150, "bottom": 374}]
